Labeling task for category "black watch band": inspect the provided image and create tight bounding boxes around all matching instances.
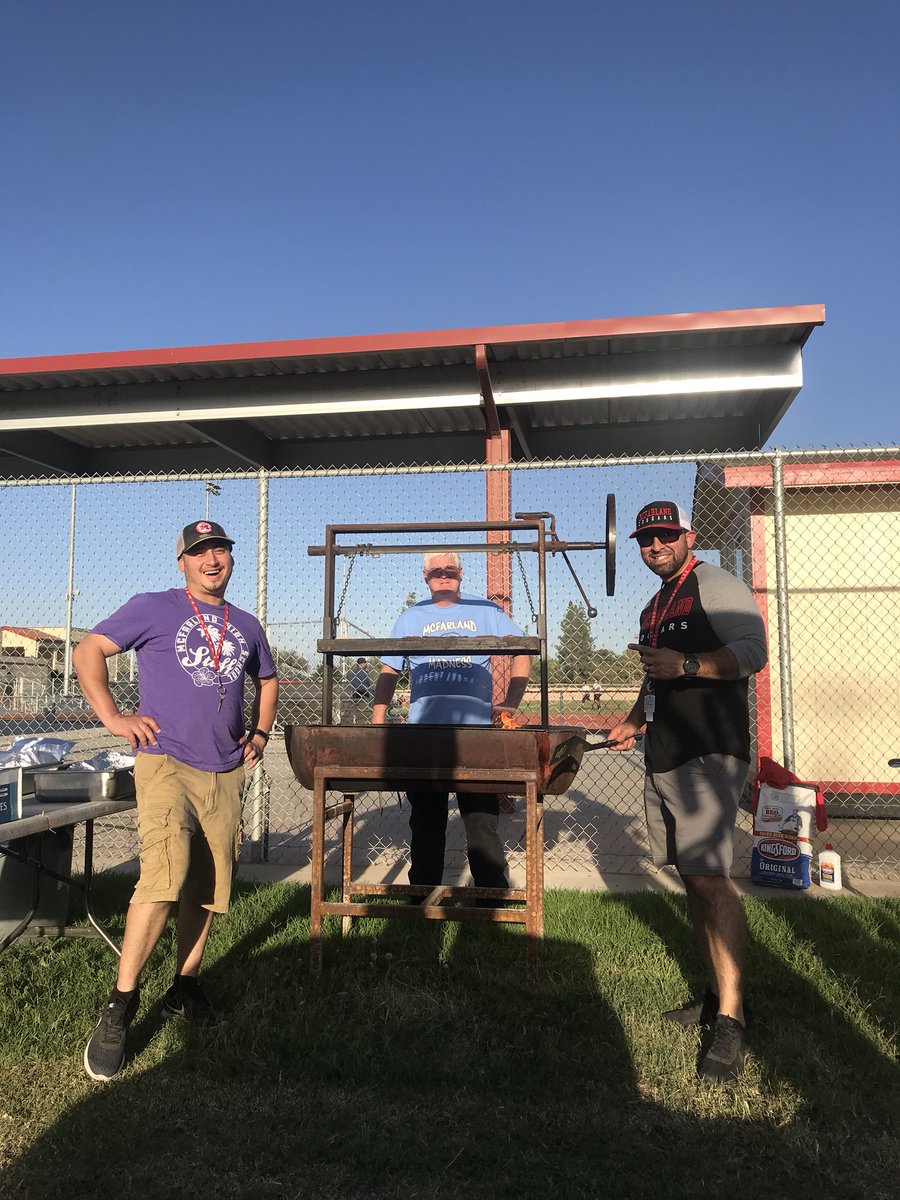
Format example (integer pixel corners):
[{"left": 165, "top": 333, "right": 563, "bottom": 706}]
[{"left": 248, "top": 728, "right": 270, "bottom": 744}]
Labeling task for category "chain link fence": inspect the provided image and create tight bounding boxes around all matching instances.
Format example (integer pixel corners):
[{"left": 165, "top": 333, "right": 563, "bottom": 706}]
[{"left": 2, "top": 447, "right": 898, "bottom": 882}]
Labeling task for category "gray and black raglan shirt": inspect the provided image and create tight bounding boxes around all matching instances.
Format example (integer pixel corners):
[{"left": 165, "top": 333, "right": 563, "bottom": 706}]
[{"left": 638, "top": 561, "right": 768, "bottom": 773}]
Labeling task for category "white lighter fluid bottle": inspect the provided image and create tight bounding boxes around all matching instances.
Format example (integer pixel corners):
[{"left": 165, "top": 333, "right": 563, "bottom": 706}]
[{"left": 818, "top": 843, "right": 842, "bottom": 891}]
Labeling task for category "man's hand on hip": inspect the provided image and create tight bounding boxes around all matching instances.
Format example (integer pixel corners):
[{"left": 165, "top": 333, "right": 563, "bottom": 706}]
[{"left": 106, "top": 713, "right": 161, "bottom": 750}]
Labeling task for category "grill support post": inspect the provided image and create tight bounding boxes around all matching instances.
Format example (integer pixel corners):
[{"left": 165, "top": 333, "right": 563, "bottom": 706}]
[{"left": 309, "top": 764, "right": 545, "bottom": 983}]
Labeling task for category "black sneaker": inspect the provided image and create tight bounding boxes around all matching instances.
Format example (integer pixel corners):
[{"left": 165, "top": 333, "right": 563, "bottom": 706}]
[
  {"left": 662, "top": 988, "right": 719, "bottom": 1028},
  {"left": 161, "top": 979, "right": 220, "bottom": 1027},
  {"left": 83, "top": 988, "right": 140, "bottom": 1082},
  {"left": 663, "top": 991, "right": 753, "bottom": 1030},
  {"left": 698, "top": 1015, "right": 749, "bottom": 1083}
]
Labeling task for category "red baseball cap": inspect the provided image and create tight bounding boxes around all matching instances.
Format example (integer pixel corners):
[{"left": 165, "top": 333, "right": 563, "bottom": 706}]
[{"left": 629, "top": 501, "right": 692, "bottom": 538}]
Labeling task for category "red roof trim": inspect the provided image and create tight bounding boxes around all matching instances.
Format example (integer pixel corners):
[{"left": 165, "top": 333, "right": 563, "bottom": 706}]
[
  {"left": 723, "top": 461, "right": 900, "bottom": 489},
  {"left": 0, "top": 304, "right": 826, "bottom": 379},
  {"left": 1, "top": 626, "right": 65, "bottom": 642}
]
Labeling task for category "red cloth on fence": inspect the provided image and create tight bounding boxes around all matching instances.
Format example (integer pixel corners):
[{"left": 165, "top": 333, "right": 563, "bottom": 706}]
[{"left": 753, "top": 756, "right": 828, "bottom": 831}]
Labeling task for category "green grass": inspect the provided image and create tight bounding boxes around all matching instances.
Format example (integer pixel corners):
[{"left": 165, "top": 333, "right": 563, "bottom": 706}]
[
  {"left": 1, "top": 880, "right": 898, "bottom": 1200},
  {"left": 518, "top": 699, "right": 630, "bottom": 719}
]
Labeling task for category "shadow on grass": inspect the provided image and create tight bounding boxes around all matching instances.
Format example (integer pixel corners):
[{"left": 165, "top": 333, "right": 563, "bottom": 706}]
[
  {"left": 611, "top": 891, "right": 900, "bottom": 1128},
  {"left": 542, "top": 786, "right": 648, "bottom": 872},
  {"left": 2, "top": 882, "right": 899, "bottom": 1200}
]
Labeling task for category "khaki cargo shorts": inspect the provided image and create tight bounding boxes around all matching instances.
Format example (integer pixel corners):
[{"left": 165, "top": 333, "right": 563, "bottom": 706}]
[{"left": 132, "top": 753, "right": 245, "bottom": 913}]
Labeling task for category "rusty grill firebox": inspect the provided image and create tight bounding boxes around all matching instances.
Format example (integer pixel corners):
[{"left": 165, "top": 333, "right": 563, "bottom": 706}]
[{"left": 288, "top": 510, "right": 615, "bottom": 980}]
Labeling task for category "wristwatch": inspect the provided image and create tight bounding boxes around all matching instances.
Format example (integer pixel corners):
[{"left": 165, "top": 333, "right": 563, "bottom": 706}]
[
  {"left": 682, "top": 656, "right": 700, "bottom": 677},
  {"left": 247, "top": 727, "right": 270, "bottom": 745}
]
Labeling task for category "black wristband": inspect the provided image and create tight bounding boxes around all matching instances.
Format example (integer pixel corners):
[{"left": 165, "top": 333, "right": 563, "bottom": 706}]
[{"left": 248, "top": 728, "right": 270, "bottom": 745}]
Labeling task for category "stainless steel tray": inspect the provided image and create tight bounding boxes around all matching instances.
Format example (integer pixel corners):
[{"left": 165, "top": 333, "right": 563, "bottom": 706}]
[
  {"left": 31, "top": 767, "right": 136, "bottom": 803},
  {"left": 21, "top": 763, "right": 63, "bottom": 797}
]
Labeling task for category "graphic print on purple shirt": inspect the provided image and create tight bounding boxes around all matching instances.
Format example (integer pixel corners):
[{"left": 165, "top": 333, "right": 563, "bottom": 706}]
[
  {"left": 93, "top": 588, "right": 276, "bottom": 773},
  {"left": 381, "top": 593, "right": 525, "bottom": 724}
]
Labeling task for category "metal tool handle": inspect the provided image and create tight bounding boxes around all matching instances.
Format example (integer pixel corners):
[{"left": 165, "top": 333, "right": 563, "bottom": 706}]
[{"left": 549, "top": 732, "right": 618, "bottom": 765}]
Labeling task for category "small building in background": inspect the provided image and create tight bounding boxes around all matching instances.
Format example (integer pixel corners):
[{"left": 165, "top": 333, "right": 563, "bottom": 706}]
[
  {"left": 0, "top": 626, "right": 134, "bottom": 714},
  {"left": 694, "top": 458, "right": 900, "bottom": 817},
  {"left": 1, "top": 626, "right": 68, "bottom": 668}
]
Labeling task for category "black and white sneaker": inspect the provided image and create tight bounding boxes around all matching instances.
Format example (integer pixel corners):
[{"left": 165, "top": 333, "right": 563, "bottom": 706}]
[
  {"left": 83, "top": 988, "right": 140, "bottom": 1082},
  {"left": 698, "top": 1015, "right": 749, "bottom": 1083},
  {"left": 161, "top": 979, "right": 220, "bottom": 1027}
]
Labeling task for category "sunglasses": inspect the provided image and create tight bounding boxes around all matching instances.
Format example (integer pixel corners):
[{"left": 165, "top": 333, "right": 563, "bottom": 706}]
[
  {"left": 426, "top": 567, "right": 460, "bottom": 579},
  {"left": 635, "top": 528, "right": 684, "bottom": 548}
]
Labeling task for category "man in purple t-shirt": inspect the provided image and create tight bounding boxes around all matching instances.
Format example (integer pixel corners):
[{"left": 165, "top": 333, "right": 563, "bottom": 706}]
[{"left": 73, "top": 519, "right": 278, "bottom": 1082}]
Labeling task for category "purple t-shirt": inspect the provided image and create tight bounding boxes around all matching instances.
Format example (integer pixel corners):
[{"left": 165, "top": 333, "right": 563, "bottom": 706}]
[{"left": 93, "top": 588, "right": 276, "bottom": 773}]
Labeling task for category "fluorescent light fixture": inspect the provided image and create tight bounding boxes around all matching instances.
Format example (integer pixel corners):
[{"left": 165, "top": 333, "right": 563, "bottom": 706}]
[
  {"left": 0, "top": 392, "right": 483, "bottom": 431},
  {"left": 497, "top": 372, "right": 802, "bottom": 406},
  {"left": 0, "top": 370, "right": 803, "bottom": 432}
]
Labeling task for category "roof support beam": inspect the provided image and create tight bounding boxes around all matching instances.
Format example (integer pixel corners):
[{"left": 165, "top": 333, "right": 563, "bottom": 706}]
[
  {"left": 0, "top": 431, "right": 89, "bottom": 475},
  {"left": 475, "top": 344, "right": 501, "bottom": 438},
  {"left": 476, "top": 342, "right": 533, "bottom": 459},
  {"left": 481, "top": 344, "right": 514, "bottom": 624},
  {"left": 182, "top": 419, "right": 273, "bottom": 469},
  {"left": 506, "top": 408, "right": 533, "bottom": 461}
]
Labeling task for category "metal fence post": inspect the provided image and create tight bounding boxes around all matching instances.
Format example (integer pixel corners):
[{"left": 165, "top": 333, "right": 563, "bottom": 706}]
[
  {"left": 248, "top": 469, "right": 270, "bottom": 862},
  {"left": 256, "top": 469, "right": 269, "bottom": 631},
  {"left": 62, "top": 483, "right": 77, "bottom": 695},
  {"left": 771, "top": 451, "right": 796, "bottom": 772}
]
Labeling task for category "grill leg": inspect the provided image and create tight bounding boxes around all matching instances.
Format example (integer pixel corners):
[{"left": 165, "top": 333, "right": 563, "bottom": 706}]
[
  {"left": 310, "top": 776, "right": 326, "bottom": 974},
  {"left": 341, "top": 794, "right": 354, "bottom": 935},
  {"left": 525, "top": 780, "right": 544, "bottom": 984}
]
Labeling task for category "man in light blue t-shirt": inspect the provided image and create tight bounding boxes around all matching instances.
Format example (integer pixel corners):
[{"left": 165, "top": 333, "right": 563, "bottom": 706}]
[{"left": 372, "top": 552, "right": 531, "bottom": 890}]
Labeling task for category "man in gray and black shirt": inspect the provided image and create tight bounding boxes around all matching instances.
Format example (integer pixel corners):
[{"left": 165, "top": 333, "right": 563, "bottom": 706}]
[{"left": 608, "top": 500, "right": 767, "bottom": 1083}]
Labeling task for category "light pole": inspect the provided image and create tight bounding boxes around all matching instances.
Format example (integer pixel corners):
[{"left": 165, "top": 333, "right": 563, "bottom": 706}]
[{"left": 204, "top": 480, "right": 221, "bottom": 519}]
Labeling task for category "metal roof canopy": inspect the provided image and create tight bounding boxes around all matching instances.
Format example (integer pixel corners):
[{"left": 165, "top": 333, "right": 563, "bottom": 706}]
[{"left": 0, "top": 304, "right": 824, "bottom": 478}]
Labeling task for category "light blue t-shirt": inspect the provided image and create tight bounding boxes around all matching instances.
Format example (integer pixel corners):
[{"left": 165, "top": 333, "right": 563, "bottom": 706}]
[{"left": 381, "top": 593, "right": 525, "bottom": 725}]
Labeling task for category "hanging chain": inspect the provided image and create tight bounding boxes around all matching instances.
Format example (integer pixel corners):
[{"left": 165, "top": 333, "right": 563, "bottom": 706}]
[
  {"left": 513, "top": 547, "right": 539, "bottom": 627},
  {"left": 335, "top": 549, "right": 358, "bottom": 624}
]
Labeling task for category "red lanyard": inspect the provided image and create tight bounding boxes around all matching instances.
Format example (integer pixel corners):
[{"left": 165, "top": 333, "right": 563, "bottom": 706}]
[
  {"left": 185, "top": 588, "right": 229, "bottom": 671},
  {"left": 646, "top": 556, "right": 698, "bottom": 648}
]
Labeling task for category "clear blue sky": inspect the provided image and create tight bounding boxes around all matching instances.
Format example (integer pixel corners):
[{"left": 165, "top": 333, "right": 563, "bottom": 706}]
[{"left": 1, "top": 0, "right": 897, "bottom": 447}]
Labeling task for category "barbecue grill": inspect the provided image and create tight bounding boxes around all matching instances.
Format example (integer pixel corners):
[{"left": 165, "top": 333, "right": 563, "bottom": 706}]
[
  {"left": 289, "top": 511, "right": 615, "bottom": 980},
  {"left": 285, "top": 724, "right": 603, "bottom": 796}
]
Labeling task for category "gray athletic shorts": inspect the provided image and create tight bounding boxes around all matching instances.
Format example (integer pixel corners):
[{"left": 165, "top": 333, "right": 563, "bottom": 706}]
[{"left": 644, "top": 754, "right": 749, "bottom": 876}]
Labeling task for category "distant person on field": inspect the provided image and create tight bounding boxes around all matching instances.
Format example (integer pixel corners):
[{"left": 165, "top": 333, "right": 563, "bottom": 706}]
[
  {"left": 607, "top": 501, "right": 766, "bottom": 1083},
  {"left": 346, "top": 656, "right": 373, "bottom": 725},
  {"left": 74, "top": 519, "right": 278, "bottom": 1082},
  {"left": 348, "top": 657, "right": 373, "bottom": 701}
]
